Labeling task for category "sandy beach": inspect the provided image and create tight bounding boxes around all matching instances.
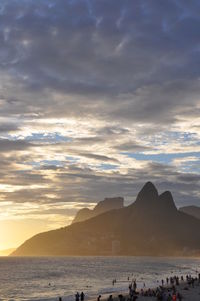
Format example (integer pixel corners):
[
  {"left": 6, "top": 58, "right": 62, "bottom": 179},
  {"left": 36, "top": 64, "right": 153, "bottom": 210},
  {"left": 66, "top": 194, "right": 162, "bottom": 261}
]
[{"left": 94, "top": 277, "right": 200, "bottom": 301}]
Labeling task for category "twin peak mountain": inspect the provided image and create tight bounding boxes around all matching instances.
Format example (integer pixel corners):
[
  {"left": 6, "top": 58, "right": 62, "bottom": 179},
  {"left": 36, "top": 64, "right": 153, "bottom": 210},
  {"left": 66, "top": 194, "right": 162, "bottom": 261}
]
[{"left": 12, "top": 182, "right": 200, "bottom": 257}]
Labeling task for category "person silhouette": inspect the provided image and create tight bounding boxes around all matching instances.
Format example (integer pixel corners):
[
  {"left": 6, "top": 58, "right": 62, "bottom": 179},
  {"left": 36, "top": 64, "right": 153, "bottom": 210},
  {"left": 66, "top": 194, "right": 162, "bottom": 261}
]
[
  {"left": 75, "top": 292, "right": 80, "bottom": 301},
  {"left": 108, "top": 295, "right": 113, "bottom": 301},
  {"left": 80, "top": 292, "right": 85, "bottom": 301},
  {"left": 97, "top": 295, "right": 101, "bottom": 301}
]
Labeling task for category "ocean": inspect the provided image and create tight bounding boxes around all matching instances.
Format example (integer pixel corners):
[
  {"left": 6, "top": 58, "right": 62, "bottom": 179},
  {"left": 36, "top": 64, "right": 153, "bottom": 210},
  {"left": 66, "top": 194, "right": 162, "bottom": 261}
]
[{"left": 0, "top": 256, "right": 199, "bottom": 301}]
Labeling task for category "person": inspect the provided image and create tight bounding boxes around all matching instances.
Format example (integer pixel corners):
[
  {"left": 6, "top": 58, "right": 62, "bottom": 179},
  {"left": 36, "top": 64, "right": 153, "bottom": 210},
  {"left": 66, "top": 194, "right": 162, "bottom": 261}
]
[
  {"left": 167, "top": 294, "right": 172, "bottom": 301},
  {"left": 172, "top": 294, "right": 177, "bottom": 301},
  {"left": 177, "top": 292, "right": 182, "bottom": 301},
  {"left": 133, "top": 280, "right": 137, "bottom": 292},
  {"left": 108, "top": 295, "right": 113, "bottom": 301},
  {"left": 75, "top": 292, "right": 80, "bottom": 301},
  {"left": 181, "top": 276, "right": 184, "bottom": 282},
  {"left": 80, "top": 292, "right": 85, "bottom": 301},
  {"left": 97, "top": 295, "right": 101, "bottom": 301},
  {"left": 118, "top": 294, "right": 124, "bottom": 301},
  {"left": 59, "top": 298, "right": 62, "bottom": 301}
]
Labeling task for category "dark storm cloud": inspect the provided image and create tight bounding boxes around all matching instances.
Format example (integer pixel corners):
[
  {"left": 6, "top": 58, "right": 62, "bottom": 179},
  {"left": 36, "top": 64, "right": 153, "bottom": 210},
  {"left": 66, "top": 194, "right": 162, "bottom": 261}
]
[{"left": 0, "top": 0, "right": 200, "bottom": 124}]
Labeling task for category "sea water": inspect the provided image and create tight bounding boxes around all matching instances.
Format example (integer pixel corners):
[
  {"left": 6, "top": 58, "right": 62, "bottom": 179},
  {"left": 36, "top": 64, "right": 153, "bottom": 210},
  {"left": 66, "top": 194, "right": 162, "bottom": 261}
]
[{"left": 0, "top": 256, "right": 199, "bottom": 301}]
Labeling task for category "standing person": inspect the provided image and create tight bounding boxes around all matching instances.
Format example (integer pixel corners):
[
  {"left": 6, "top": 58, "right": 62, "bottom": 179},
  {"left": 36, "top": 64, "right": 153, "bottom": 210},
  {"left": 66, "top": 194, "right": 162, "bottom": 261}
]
[
  {"left": 172, "top": 294, "right": 177, "bottom": 301},
  {"left": 97, "top": 295, "right": 101, "bottom": 301},
  {"left": 181, "top": 276, "right": 184, "bottom": 282},
  {"left": 133, "top": 280, "right": 137, "bottom": 292},
  {"left": 75, "top": 292, "right": 80, "bottom": 301},
  {"left": 108, "top": 295, "right": 113, "bottom": 301},
  {"left": 80, "top": 292, "right": 85, "bottom": 301}
]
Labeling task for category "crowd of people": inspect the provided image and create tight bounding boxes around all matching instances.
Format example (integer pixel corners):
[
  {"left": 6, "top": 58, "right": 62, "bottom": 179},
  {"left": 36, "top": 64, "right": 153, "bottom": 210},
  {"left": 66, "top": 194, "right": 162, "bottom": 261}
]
[
  {"left": 58, "top": 272, "right": 200, "bottom": 301},
  {"left": 106, "top": 272, "right": 200, "bottom": 301},
  {"left": 124, "top": 273, "right": 200, "bottom": 301}
]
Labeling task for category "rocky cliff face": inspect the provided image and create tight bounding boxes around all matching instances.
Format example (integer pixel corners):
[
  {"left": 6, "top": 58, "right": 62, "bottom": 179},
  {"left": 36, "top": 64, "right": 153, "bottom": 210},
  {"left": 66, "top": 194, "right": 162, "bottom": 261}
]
[
  {"left": 12, "top": 182, "right": 200, "bottom": 257},
  {"left": 72, "top": 197, "right": 124, "bottom": 223}
]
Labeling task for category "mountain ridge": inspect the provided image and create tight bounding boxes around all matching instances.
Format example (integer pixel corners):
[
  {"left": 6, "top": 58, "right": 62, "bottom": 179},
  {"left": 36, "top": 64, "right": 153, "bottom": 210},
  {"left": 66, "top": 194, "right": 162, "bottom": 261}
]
[
  {"left": 179, "top": 206, "right": 200, "bottom": 220},
  {"left": 12, "top": 182, "right": 200, "bottom": 257},
  {"left": 72, "top": 197, "right": 124, "bottom": 224}
]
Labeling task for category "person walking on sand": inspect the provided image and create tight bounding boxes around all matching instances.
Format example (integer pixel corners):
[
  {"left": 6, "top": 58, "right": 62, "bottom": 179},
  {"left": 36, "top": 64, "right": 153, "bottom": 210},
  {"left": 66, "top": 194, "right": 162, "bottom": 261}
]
[{"left": 80, "top": 292, "right": 85, "bottom": 301}]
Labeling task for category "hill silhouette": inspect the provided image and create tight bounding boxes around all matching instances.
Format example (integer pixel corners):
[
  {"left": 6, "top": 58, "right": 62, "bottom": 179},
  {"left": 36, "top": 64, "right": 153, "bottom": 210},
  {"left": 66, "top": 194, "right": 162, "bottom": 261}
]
[
  {"left": 72, "top": 197, "right": 124, "bottom": 223},
  {"left": 179, "top": 206, "right": 200, "bottom": 220},
  {"left": 12, "top": 182, "right": 200, "bottom": 256}
]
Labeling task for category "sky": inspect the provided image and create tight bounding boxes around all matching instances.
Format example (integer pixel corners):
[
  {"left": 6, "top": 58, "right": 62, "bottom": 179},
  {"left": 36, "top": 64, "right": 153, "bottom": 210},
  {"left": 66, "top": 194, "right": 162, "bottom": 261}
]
[{"left": 0, "top": 0, "right": 200, "bottom": 249}]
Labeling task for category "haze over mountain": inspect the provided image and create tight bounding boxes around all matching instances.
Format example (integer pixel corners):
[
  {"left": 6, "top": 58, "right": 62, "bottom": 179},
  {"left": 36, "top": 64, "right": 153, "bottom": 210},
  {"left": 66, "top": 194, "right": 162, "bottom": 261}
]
[
  {"left": 72, "top": 197, "right": 124, "bottom": 223},
  {"left": 12, "top": 182, "right": 200, "bottom": 257},
  {"left": 179, "top": 206, "right": 200, "bottom": 220},
  {"left": 0, "top": 248, "right": 16, "bottom": 256}
]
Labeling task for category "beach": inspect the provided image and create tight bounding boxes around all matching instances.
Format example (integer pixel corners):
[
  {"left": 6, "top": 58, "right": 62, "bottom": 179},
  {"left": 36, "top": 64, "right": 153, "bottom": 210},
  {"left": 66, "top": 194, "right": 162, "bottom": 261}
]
[{"left": 96, "top": 277, "right": 200, "bottom": 301}]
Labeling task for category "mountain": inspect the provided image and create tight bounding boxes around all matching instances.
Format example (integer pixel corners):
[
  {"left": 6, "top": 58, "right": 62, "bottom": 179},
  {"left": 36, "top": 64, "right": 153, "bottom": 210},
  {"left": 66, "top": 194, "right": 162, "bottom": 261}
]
[
  {"left": 179, "top": 206, "right": 200, "bottom": 220},
  {"left": 12, "top": 182, "right": 200, "bottom": 257},
  {"left": 72, "top": 197, "right": 124, "bottom": 223}
]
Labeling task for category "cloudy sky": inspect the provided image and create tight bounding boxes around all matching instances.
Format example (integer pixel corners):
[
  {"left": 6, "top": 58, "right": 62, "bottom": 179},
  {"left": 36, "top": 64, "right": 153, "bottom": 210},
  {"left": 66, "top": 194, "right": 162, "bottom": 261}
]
[{"left": 0, "top": 0, "right": 200, "bottom": 249}]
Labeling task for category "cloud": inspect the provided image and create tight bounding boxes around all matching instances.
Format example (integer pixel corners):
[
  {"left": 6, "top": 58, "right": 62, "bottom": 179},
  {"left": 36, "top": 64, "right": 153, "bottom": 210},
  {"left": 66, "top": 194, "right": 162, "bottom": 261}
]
[
  {"left": 0, "top": 122, "right": 20, "bottom": 133},
  {"left": 0, "top": 139, "right": 34, "bottom": 152},
  {"left": 77, "top": 152, "right": 119, "bottom": 163},
  {"left": 0, "top": 0, "right": 199, "bottom": 126},
  {"left": 0, "top": 0, "right": 200, "bottom": 247}
]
